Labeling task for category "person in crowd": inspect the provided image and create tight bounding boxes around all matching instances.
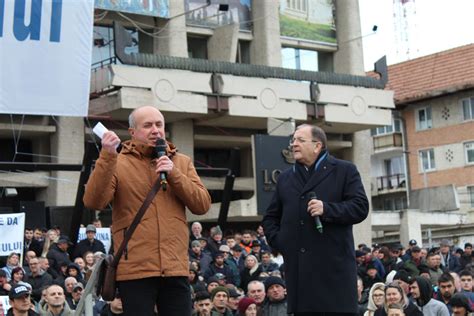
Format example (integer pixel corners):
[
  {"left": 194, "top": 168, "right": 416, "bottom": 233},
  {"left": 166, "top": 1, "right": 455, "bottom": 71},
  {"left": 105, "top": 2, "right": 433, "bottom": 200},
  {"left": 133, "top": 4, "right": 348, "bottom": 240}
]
[
  {"left": 65, "top": 282, "right": 83, "bottom": 310},
  {"left": 2, "top": 253, "right": 22, "bottom": 282},
  {"left": 452, "top": 272, "right": 463, "bottom": 293},
  {"left": 460, "top": 243, "right": 474, "bottom": 270},
  {"left": 240, "top": 255, "right": 262, "bottom": 294},
  {"left": 192, "top": 291, "right": 212, "bottom": 316},
  {"left": 225, "top": 235, "right": 237, "bottom": 251},
  {"left": 33, "top": 228, "right": 45, "bottom": 243},
  {"left": 450, "top": 293, "right": 473, "bottom": 316},
  {"left": 210, "top": 286, "right": 233, "bottom": 316},
  {"left": 237, "top": 297, "right": 257, "bottom": 316},
  {"left": 363, "top": 262, "right": 383, "bottom": 291},
  {"left": 364, "top": 282, "right": 385, "bottom": 316},
  {"left": 206, "top": 276, "right": 220, "bottom": 294},
  {"left": 434, "top": 272, "right": 457, "bottom": 313},
  {"left": 247, "top": 281, "right": 266, "bottom": 306},
  {"left": 227, "top": 287, "right": 242, "bottom": 315},
  {"left": 82, "top": 251, "right": 95, "bottom": 281},
  {"left": 41, "top": 229, "right": 59, "bottom": 258},
  {"left": 73, "top": 257, "right": 86, "bottom": 280},
  {"left": 219, "top": 245, "right": 240, "bottom": 287},
  {"left": 358, "top": 276, "right": 369, "bottom": 315},
  {"left": 93, "top": 219, "right": 103, "bottom": 228},
  {"left": 46, "top": 236, "right": 71, "bottom": 275},
  {"left": 39, "top": 284, "right": 74, "bottom": 316},
  {"left": 83, "top": 105, "right": 211, "bottom": 316},
  {"left": 255, "top": 225, "right": 270, "bottom": 252},
  {"left": 22, "top": 251, "right": 36, "bottom": 275},
  {"left": 401, "top": 240, "right": 419, "bottom": 262},
  {"left": 262, "top": 276, "right": 287, "bottom": 316},
  {"left": 65, "top": 263, "right": 84, "bottom": 284},
  {"left": 190, "top": 222, "right": 204, "bottom": 243},
  {"left": 204, "top": 252, "right": 236, "bottom": 285},
  {"left": 426, "top": 252, "right": 444, "bottom": 286},
  {"left": 63, "top": 277, "right": 76, "bottom": 300},
  {"left": 385, "top": 303, "right": 405, "bottom": 316},
  {"left": 37, "top": 258, "right": 56, "bottom": 280},
  {"left": 72, "top": 224, "right": 106, "bottom": 259},
  {"left": 403, "top": 246, "right": 423, "bottom": 278},
  {"left": 230, "top": 245, "right": 246, "bottom": 273},
  {"left": 9, "top": 267, "right": 26, "bottom": 287},
  {"left": 0, "top": 270, "right": 11, "bottom": 295},
  {"left": 249, "top": 240, "right": 262, "bottom": 262},
  {"left": 189, "top": 265, "right": 206, "bottom": 293},
  {"left": 24, "top": 257, "right": 53, "bottom": 303},
  {"left": 206, "top": 226, "right": 226, "bottom": 256},
  {"left": 439, "top": 239, "right": 461, "bottom": 273},
  {"left": 374, "top": 282, "right": 422, "bottom": 316},
  {"left": 262, "top": 124, "right": 369, "bottom": 315},
  {"left": 7, "top": 284, "right": 38, "bottom": 316},
  {"left": 460, "top": 270, "right": 474, "bottom": 302},
  {"left": 409, "top": 276, "right": 449, "bottom": 316},
  {"left": 99, "top": 294, "right": 124, "bottom": 316},
  {"left": 393, "top": 270, "right": 412, "bottom": 296},
  {"left": 189, "top": 240, "right": 212, "bottom": 275},
  {"left": 259, "top": 251, "right": 278, "bottom": 274},
  {"left": 239, "top": 231, "right": 254, "bottom": 256},
  {"left": 24, "top": 228, "right": 42, "bottom": 258}
]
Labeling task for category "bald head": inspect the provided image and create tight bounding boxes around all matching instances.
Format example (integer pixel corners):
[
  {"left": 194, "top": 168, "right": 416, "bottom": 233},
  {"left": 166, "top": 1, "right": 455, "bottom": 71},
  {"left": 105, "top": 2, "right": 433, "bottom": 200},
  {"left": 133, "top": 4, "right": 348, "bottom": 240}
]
[{"left": 128, "top": 106, "right": 165, "bottom": 146}]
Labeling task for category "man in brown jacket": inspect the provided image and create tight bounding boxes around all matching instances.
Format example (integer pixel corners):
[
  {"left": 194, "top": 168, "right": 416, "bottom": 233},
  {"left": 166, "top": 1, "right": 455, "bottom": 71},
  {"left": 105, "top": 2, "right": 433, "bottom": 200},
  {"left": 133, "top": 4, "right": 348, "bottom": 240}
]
[{"left": 83, "top": 106, "right": 211, "bottom": 315}]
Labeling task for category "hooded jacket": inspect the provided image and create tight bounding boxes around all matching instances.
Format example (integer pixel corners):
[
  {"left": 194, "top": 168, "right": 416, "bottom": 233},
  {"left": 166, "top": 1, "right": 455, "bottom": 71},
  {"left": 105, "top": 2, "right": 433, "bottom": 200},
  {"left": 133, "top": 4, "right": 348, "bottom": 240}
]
[
  {"left": 83, "top": 140, "right": 211, "bottom": 281},
  {"left": 413, "top": 276, "right": 449, "bottom": 316}
]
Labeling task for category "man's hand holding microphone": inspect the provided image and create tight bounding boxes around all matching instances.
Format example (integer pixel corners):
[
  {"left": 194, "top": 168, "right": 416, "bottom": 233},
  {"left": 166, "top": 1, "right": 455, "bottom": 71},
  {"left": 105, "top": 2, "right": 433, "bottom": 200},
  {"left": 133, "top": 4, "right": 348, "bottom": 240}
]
[{"left": 307, "top": 192, "right": 324, "bottom": 233}]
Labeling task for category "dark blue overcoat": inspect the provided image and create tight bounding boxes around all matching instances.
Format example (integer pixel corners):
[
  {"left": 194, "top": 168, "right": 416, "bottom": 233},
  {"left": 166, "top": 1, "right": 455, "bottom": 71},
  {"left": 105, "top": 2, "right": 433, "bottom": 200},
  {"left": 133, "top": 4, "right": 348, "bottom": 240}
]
[{"left": 262, "top": 155, "right": 369, "bottom": 314}]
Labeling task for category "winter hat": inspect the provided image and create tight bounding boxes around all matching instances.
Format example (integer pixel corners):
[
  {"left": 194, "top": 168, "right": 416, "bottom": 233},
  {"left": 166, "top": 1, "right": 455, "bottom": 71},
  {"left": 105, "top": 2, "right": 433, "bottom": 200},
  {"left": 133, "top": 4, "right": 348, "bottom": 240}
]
[
  {"left": 86, "top": 224, "right": 96, "bottom": 233},
  {"left": 207, "top": 276, "right": 219, "bottom": 286},
  {"left": 210, "top": 226, "right": 223, "bottom": 237},
  {"left": 264, "top": 276, "right": 286, "bottom": 292},
  {"left": 191, "top": 240, "right": 201, "bottom": 248},
  {"left": 210, "top": 286, "right": 229, "bottom": 301},
  {"left": 393, "top": 270, "right": 412, "bottom": 284},
  {"left": 355, "top": 250, "right": 366, "bottom": 258},
  {"left": 238, "top": 297, "right": 257, "bottom": 314}
]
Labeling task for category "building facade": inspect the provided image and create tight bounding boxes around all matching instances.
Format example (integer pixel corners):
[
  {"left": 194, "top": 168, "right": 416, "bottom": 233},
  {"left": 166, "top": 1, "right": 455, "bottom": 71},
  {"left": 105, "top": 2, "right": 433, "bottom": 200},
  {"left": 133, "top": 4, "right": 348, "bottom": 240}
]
[{"left": 0, "top": 1, "right": 395, "bottom": 244}]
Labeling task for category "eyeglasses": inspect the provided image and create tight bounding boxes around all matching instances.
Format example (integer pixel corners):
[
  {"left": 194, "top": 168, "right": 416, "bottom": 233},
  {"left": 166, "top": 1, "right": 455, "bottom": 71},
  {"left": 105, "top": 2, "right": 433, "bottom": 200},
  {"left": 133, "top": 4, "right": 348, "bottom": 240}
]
[{"left": 289, "top": 137, "right": 320, "bottom": 146}]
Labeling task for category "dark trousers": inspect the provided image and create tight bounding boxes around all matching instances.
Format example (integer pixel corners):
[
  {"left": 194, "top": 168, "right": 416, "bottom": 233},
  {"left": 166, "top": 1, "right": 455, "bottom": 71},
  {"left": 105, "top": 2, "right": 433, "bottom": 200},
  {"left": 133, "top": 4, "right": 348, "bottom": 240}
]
[{"left": 117, "top": 276, "right": 191, "bottom": 316}]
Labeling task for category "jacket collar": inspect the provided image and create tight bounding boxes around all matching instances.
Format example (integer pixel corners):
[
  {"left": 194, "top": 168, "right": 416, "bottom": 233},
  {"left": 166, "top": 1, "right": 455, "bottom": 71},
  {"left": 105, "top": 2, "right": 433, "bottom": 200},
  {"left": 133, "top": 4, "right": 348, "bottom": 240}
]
[{"left": 121, "top": 139, "right": 177, "bottom": 158}]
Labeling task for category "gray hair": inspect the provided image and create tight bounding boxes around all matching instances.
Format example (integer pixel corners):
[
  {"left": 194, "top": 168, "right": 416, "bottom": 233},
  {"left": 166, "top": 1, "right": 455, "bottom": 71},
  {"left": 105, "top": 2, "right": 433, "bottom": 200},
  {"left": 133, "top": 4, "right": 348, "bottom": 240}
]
[
  {"left": 296, "top": 124, "right": 327, "bottom": 149},
  {"left": 128, "top": 110, "right": 137, "bottom": 128}
]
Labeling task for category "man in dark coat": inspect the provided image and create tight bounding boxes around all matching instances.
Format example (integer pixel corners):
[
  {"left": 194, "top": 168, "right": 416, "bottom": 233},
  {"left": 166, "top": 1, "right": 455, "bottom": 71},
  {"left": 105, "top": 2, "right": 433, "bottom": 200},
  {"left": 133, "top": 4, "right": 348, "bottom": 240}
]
[
  {"left": 262, "top": 124, "right": 369, "bottom": 315},
  {"left": 72, "top": 224, "right": 106, "bottom": 259}
]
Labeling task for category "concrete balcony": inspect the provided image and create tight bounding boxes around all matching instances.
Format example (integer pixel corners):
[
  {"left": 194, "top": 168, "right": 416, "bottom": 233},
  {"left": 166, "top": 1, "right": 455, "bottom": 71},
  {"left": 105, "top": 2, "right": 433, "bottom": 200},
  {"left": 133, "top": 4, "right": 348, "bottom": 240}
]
[
  {"left": 90, "top": 64, "right": 395, "bottom": 133},
  {"left": 371, "top": 173, "right": 406, "bottom": 196},
  {"left": 373, "top": 132, "right": 403, "bottom": 152}
]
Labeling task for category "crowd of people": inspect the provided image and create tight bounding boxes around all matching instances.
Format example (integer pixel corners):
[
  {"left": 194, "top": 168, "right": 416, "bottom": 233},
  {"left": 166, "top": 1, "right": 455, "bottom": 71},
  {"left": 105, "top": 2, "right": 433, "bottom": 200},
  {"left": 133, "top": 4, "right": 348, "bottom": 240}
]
[
  {"left": 2, "top": 219, "right": 474, "bottom": 316},
  {"left": 356, "top": 239, "right": 474, "bottom": 316}
]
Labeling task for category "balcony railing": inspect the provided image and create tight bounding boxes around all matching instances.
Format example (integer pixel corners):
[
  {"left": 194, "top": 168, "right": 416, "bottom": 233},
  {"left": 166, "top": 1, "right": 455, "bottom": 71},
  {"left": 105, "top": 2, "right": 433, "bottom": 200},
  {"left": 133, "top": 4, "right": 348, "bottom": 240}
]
[
  {"left": 373, "top": 132, "right": 403, "bottom": 150},
  {"left": 376, "top": 173, "right": 406, "bottom": 192}
]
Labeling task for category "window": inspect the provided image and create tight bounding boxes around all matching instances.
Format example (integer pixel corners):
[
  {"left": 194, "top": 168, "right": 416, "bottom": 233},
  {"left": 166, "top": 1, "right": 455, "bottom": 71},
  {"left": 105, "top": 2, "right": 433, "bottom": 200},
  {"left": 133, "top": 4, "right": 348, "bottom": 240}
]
[
  {"left": 236, "top": 41, "right": 250, "bottom": 64},
  {"left": 417, "top": 107, "right": 432, "bottom": 130},
  {"left": 371, "top": 119, "right": 402, "bottom": 136},
  {"left": 282, "top": 47, "right": 318, "bottom": 71},
  {"left": 187, "top": 37, "right": 208, "bottom": 59},
  {"left": 465, "top": 141, "right": 474, "bottom": 164},
  {"left": 469, "top": 186, "right": 474, "bottom": 208},
  {"left": 462, "top": 97, "right": 474, "bottom": 120},
  {"left": 419, "top": 148, "right": 436, "bottom": 172}
]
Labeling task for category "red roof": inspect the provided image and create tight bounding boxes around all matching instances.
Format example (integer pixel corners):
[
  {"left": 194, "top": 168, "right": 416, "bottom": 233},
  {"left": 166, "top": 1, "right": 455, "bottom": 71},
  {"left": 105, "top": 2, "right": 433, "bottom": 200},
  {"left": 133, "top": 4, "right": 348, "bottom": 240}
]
[{"left": 384, "top": 44, "right": 474, "bottom": 104}]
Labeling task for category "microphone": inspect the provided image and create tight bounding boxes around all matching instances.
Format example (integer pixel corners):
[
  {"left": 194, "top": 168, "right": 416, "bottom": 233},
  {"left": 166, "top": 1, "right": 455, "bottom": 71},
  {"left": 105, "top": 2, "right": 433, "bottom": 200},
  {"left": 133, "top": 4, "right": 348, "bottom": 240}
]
[
  {"left": 308, "top": 192, "right": 323, "bottom": 233},
  {"left": 155, "top": 138, "right": 168, "bottom": 191}
]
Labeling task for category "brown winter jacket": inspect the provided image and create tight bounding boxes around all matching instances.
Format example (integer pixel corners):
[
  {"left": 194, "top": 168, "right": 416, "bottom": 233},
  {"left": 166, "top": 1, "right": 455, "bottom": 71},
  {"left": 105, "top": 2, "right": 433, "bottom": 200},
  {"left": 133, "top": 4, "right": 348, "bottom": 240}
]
[{"left": 83, "top": 140, "right": 211, "bottom": 281}]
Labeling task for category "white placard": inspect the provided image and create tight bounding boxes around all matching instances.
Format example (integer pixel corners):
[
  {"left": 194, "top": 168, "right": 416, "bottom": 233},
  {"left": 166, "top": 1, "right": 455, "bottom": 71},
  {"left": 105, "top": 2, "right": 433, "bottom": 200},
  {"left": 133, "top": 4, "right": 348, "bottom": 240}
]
[
  {"left": 0, "top": 0, "right": 94, "bottom": 117},
  {"left": 77, "top": 227, "right": 112, "bottom": 253},
  {"left": 0, "top": 296, "right": 11, "bottom": 314},
  {"left": 0, "top": 213, "right": 25, "bottom": 256}
]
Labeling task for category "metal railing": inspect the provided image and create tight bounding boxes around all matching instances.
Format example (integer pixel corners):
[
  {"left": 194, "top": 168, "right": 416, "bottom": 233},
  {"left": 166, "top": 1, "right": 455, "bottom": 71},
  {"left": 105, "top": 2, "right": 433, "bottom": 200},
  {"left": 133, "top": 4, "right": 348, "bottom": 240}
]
[
  {"left": 74, "top": 255, "right": 104, "bottom": 316},
  {"left": 376, "top": 173, "right": 406, "bottom": 192}
]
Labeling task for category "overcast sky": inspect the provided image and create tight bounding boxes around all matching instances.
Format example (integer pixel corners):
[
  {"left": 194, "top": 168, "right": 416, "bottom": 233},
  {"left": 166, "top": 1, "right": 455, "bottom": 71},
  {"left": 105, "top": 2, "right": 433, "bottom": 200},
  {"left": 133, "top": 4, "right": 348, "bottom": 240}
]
[{"left": 359, "top": 0, "right": 474, "bottom": 71}]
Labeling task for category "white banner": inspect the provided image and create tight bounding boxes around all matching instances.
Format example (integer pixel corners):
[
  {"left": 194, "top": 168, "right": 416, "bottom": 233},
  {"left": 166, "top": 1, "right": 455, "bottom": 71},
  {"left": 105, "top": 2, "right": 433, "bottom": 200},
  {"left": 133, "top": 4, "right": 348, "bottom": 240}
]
[
  {"left": 0, "top": 213, "right": 25, "bottom": 256},
  {"left": 77, "top": 227, "right": 112, "bottom": 253},
  {"left": 0, "top": 0, "right": 94, "bottom": 117},
  {"left": 0, "top": 295, "right": 11, "bottom": 313}
]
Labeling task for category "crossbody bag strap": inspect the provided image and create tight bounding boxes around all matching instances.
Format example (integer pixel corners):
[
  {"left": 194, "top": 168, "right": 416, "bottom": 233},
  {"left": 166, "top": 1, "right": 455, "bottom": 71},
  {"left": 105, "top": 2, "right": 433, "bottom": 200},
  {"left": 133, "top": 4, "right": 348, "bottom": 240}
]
[{"left": 111, "top": 178, "right": 162, "bottom": 267}]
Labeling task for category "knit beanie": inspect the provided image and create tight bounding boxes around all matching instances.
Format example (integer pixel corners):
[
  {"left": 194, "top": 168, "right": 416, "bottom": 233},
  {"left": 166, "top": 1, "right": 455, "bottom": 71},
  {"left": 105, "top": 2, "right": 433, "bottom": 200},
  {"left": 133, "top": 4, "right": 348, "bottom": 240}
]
[
  {"left": 191, "top": 240, "right": 201, "bottom": 248},
  {"left": 210, "top": 226, "right": 223, "bottom": 237},
  {"left": 238, "top": 297, "right": 256, "bottom": 314},
  {"left": 210, "top": 286, "right": 229, "bottom": 301},
  {"left": 264, "top": 276, "right": 286, "bottom": 292}
]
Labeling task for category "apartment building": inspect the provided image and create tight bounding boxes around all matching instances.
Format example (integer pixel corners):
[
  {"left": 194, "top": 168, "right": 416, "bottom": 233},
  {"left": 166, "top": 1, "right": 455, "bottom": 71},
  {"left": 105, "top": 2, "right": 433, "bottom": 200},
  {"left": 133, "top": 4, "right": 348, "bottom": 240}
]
[{"left": 371, "top": 44, "right": 474, "bottom": 246}]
